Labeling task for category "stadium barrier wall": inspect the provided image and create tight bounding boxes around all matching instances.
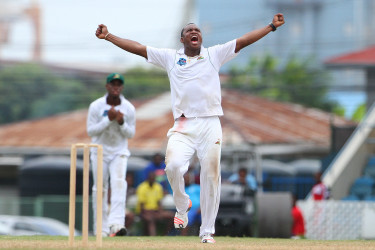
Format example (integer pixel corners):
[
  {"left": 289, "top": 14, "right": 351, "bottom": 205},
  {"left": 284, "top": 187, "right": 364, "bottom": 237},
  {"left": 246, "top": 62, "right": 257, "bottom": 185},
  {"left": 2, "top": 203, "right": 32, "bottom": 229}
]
[{"left": 298, "top": 200, "right": 375, "bottom": 240}]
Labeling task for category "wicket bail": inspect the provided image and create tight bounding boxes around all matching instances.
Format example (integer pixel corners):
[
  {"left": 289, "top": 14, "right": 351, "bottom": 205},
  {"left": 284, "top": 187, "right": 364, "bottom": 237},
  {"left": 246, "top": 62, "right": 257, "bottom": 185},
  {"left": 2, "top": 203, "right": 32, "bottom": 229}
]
[{"left": 69, "top": 143, "right": 103, "bottom": 247}]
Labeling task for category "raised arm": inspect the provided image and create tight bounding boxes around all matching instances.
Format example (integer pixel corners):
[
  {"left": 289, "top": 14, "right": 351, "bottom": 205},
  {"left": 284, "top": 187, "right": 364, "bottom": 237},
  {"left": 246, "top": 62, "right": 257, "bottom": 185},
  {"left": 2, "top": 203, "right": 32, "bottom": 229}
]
[
  {"left": 96, "top": 24, "right": 148, "bottom": 59},
  {"left": 235, "top": 13, "right": 285, "bottom": 53}
]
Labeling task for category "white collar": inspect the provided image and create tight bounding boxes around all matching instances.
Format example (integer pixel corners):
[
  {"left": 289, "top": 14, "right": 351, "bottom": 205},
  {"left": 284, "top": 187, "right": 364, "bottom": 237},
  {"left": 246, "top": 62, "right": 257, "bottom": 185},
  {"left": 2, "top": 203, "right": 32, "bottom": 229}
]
[{"left": 177, "top": 46, "right": 205, "bottom": 55}]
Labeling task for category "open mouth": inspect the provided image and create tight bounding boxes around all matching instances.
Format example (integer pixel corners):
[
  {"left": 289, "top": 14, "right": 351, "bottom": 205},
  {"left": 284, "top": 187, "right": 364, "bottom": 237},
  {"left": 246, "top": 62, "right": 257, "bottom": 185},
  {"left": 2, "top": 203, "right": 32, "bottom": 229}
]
[{"left": 191, "top": 35, "right": 198, "bottom": 44}]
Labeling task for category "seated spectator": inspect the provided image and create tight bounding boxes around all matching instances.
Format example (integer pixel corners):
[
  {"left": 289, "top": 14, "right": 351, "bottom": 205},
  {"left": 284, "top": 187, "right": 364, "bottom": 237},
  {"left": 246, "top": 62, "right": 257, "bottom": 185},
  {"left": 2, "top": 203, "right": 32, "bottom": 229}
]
[
  {"left": 291, "top": 195, "right": 305, "bottom": 239},
  {"left": 228, "top": 167, "right": 257, "bottom": 194},
  {"left": 142, "top": 153, "right": 172, "bottom": 194},
  {"left": 136, "top": 171, "right": 174, "bottom": 236}
]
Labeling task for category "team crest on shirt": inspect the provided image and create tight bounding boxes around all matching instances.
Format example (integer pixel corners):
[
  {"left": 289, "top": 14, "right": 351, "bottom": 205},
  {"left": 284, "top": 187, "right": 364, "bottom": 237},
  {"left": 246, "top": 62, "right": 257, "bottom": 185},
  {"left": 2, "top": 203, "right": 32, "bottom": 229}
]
[
  {"left": 197, "top": 56, "right": 204, "bottom": 60},
  {"left": 177, "top": 58, "right": 187, "bottom": 66},
  {"left": 215, "top": 139, "right": 221, "bottom": 145},
  {"left": 103, "top": 110, "right": 108, "bottom": 117}
]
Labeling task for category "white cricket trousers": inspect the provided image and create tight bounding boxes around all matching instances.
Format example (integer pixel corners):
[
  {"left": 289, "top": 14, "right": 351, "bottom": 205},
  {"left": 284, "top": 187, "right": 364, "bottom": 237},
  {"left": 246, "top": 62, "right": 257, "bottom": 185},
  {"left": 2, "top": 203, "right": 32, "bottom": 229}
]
[
  {"left": 91, "top": 153, "right": 128, "bottom": 235},
  {"left": 165, "top": 116, "right": 222, "bottom": 237}
]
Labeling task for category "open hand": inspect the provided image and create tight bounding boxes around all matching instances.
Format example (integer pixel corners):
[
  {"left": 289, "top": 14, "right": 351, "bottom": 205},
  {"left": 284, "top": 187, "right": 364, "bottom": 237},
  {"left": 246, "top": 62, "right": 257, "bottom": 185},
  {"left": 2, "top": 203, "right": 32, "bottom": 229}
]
[
  {"left": 273, "top": 13, "right": 285, "bottom": 28},
  {"left": 95, "top": 24, "right": 109, "bottom": 39}
]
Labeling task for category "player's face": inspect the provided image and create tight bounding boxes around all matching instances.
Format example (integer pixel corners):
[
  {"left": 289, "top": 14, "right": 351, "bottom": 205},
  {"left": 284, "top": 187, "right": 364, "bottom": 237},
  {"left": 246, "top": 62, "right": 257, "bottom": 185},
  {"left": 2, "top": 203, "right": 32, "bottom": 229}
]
[
  {"left": 180, "top": 24, "right": 202, "bottom": 50},
  {"left": 106, "top": 80, "right": 123, "bottom": 97}
]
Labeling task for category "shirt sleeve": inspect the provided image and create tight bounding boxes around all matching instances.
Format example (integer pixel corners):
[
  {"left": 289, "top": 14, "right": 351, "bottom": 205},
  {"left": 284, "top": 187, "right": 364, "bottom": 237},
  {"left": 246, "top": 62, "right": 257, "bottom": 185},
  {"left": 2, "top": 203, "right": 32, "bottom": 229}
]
[
  {"left": 146, "top": 46, "right": 176, "bottom": 70},
  {"left": 228, "top": 173, "right": 238, "bottom": 182},
  {"left": 246, "top": 175, "right": 257, "bottom": 190},
  {"left": 118, "top": 103, "right": 136, "bottom": 138},
  {"left": 86, "top": 102, "right": 111, "bottom": 137},
  {"left": 208, "top": 39, "right": 239, "bottom": 70}
]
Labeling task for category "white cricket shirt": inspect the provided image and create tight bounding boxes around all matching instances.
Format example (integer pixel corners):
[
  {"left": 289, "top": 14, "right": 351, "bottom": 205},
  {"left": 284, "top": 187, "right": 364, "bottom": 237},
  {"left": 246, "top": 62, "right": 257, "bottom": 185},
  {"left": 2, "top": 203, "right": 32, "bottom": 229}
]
[
  {"left": 87, "top": 94, "right": 136, "bottom": 156},
  {"left": 146, "top": 39, "right": 239, "bottom": 119}
]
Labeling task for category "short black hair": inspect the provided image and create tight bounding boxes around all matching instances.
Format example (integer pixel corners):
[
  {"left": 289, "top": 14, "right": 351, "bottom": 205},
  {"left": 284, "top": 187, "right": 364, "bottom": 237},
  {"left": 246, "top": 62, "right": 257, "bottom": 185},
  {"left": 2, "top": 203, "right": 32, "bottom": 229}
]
[
  {"left": 180, "top": 23, "right": 195, "bottom": 37},
  {"left": 238, "top": 167, "right": 248, "bottom": 174}
]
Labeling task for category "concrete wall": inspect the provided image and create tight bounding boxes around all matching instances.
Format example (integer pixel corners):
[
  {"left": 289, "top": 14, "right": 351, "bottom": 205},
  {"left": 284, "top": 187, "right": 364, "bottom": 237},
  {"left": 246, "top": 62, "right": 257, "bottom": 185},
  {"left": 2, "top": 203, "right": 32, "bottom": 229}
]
[
  {"left": 329, "top": 143, "right": 368, "bottom": 199},
  {"left": 324, "top": 104, "right": 375, "bottom": 199}
]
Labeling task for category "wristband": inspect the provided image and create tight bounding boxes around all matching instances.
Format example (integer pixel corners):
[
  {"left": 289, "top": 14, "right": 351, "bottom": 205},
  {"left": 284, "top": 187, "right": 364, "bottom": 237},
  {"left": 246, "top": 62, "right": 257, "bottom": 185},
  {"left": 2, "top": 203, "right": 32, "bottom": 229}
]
[
  {"left": 269, "top": 23, "right": 277, "bottom": 32},
  {"left": 105, "top": 33, "right": 110, "bottom": 40}
]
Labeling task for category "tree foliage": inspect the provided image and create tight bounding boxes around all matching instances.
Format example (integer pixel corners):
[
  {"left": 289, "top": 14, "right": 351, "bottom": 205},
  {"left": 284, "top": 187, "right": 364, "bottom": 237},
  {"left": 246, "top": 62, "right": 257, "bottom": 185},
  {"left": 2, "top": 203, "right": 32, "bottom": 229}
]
[
  {"left": 351, "top": 103, "right": 366, "bottom": 122},
  {"left": 0, "top": 63, "right": 95, "bottom": 124},
  {"left": 0, "top": 64, "right": 170, "bottom": 125},
  {"left": 227, "top": 54, "right": 342, "bottom": 113},
  {"left": 120, "top": 67, "right": 169, "bottom": 99},
  {"left": 0, "top": 56, "right": 349, "bottom": 125}
]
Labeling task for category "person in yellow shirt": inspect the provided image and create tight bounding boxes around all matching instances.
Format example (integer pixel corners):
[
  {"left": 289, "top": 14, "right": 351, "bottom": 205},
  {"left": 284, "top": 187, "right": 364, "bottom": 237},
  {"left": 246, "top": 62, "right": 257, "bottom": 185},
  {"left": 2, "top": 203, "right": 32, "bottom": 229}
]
[{"left": 136, "top": 171, "right": 174, "bottom": 236}]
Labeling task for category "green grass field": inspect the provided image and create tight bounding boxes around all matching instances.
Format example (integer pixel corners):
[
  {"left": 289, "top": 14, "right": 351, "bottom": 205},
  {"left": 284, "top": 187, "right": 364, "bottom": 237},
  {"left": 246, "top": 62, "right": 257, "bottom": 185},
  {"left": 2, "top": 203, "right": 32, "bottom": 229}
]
[{"left": 1, "top": 236, "right": 375, "bottom": 250}]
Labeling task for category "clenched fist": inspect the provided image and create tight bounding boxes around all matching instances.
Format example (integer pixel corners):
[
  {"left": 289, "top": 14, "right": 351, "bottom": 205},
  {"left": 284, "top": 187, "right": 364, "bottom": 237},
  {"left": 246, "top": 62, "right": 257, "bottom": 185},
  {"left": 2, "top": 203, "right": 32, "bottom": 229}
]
[{"left": 96, "top": 24, "right": 109, "bottom": 39}]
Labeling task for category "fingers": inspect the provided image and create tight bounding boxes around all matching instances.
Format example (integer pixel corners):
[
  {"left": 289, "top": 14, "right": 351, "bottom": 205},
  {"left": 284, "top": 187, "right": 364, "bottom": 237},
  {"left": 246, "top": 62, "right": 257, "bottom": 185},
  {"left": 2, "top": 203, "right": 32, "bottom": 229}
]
[
  {"left": 107, "top": 106, "right": 117, "bottom": 120},
  {"left": 116, "top": 111, "right": 124, "bottom": 119},
  {"left": 95, "top": 24, "right": 108, "bottom": 38},
  {"left": 116, "top": 111, "right": 124, "bottom": 125},
  {"left": 95, "top": 26, "right": 102, "bottom": 37},
  {"left": 278, "top": 14, "right": 284, "bottom": 22},
  {"left": 273, "top": 13, "right": 285, "bottom": 27}
]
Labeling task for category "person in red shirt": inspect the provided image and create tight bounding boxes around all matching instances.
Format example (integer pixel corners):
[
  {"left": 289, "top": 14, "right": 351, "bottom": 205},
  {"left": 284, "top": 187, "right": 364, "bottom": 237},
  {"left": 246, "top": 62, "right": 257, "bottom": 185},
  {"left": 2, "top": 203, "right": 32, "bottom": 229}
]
[
  {"left": 291, "top": 196, "right": 305, "bottom": 239},
  {"left": 311, "top": 172, "right": 329, "bottom": 237},
  {"left": 311, "top": 172, "right": 329, "bottom": 200}
]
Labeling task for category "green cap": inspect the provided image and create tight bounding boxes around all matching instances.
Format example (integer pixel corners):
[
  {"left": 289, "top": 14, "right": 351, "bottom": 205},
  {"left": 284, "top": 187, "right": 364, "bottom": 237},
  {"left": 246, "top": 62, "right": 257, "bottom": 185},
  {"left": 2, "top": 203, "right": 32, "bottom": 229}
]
[{"left": 106, "top": 73, "right": 124, "bottom": 84}]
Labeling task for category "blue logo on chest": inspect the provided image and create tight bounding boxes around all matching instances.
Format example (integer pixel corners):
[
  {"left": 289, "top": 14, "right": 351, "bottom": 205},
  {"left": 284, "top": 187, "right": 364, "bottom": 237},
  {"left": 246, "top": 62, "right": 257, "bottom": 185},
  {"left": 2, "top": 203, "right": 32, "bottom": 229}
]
[
  {"left": 103, "top": 110, "right": 108, "bottom": 117},
  {"left": 177, "top": 58, "right": 187, "bottom": 66}
]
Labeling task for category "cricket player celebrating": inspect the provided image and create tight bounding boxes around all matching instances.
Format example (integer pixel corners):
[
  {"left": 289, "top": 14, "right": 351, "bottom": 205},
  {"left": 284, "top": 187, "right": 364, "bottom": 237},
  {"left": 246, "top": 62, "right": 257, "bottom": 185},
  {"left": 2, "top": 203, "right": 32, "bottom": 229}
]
[
  {"left": 95, "top": 13, "right": 285, "bottom": 243},
  {"left": 87, "top": 73, "right": 136, "bottom": 237}
]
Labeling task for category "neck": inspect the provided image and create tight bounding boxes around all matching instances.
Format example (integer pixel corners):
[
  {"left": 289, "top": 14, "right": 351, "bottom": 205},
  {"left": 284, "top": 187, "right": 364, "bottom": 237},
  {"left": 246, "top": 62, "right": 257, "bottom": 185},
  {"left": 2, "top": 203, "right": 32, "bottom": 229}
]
[
  {"left": 107, "top": 95, "right": 121, "bottom": 106},
  {"left": 184, "top": 47, "right": 200, "bottom": 57}
]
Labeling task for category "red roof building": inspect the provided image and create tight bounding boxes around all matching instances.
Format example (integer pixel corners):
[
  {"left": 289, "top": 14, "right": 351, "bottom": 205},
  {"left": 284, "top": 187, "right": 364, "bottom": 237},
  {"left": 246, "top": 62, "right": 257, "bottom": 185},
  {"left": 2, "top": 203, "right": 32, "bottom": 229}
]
[
  {"left": 325, "top": 46, "right": 375, "bottom": 68},
  {"left": 325, "top": 45, "right": 375, "bottom": 110},
  {"left": 0, "top": 90, "right": 355, "bottom": 158}
]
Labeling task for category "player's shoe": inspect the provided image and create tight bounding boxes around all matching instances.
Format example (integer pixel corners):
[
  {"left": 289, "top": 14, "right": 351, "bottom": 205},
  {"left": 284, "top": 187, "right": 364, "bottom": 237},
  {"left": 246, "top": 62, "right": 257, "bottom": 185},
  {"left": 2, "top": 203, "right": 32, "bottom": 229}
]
[
  {"left": 109, "top": 224, "right": 127, "bottom": 237},
  {"left": 200, "top": 234, "right": 215, "bottom": 243},
  {"left": 174, "top": 199, "right": 192, "bottom": 229}
]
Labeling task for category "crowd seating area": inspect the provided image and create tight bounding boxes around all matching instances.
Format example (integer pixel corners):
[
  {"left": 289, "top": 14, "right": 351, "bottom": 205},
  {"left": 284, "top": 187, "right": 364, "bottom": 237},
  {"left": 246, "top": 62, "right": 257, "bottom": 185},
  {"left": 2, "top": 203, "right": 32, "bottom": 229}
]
[{"left": 342, "top": 156, "right": 375, "bottom": 201}]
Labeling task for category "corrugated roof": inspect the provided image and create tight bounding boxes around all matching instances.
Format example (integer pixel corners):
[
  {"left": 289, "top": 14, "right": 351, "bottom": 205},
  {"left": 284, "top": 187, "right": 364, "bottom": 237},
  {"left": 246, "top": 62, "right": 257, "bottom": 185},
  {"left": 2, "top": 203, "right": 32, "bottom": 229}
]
[
  {"left": 0, "top": 90, "right": 355, "bottom": 152},
  {"left": 325, "top": 45, "right": 375, "bottom": 68}
]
